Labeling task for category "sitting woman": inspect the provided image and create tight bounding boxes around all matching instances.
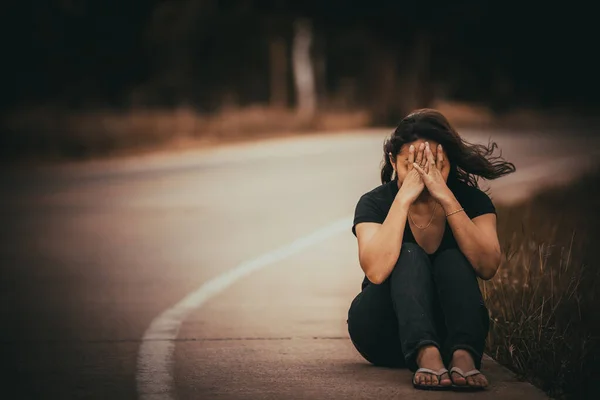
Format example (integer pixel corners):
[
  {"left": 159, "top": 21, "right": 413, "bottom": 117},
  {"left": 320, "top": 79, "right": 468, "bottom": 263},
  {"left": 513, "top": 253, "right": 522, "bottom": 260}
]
[{"left": 347, "top": 109, "right": 516, "bottom": 391}]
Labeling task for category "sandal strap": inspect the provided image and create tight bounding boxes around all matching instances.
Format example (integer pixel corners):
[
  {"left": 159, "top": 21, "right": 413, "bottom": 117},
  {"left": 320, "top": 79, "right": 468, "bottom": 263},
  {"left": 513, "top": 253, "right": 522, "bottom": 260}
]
[
  {"left": 415, "top": 367, "right": 449, "bottom": 377},
  {"left": 450, "top": 366, "right": 481, "bottom": 378}
]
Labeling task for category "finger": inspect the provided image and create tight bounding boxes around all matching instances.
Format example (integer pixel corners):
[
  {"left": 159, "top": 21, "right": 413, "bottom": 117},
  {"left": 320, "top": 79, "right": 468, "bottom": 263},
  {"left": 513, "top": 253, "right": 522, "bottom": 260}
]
[
  {"left": 407, "top": 144, "right": 415, "bottom": 169},
  {"left": 413, "top": 162, "right": 424, "bottom": 175},
  {"left": 424, "top": 144, "right": 431, "bottom": 174},
  {"left": 421, "top": 143, "right": 428, "bottom": 167},
  {"left": 415, "top": 142, "right": 425, "bottom": 166},
  {"left": 420, "top": 143, "right": 428, "bottom": 168},
  {"left": 426, "top": 143, "right": 436, "bottom": 168},
  {"left": 436, "top": 144, "right": 444, "bottom": 170}
]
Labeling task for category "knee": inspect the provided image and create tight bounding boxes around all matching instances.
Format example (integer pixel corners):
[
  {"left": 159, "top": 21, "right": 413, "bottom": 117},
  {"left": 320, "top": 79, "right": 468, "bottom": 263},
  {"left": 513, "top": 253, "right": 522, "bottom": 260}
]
[
  {"left": 390, "top": 242, "right": 432, "bottom": 279},
  {"left": 395, "top": 242, "right": 430, "bottom": 268},
  {"left": 433, "top": 248, "right": 476, "bottom": 278}
]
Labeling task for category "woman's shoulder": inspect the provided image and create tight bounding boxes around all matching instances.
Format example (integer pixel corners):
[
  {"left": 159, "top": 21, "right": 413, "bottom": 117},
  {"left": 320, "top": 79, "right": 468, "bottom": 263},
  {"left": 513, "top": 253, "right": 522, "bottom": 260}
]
[
  {"left": 358, "top": 180, "right": 397, "bottom": 202},
  {"left": 352, "top": 180, "right": 397, "bottom": 236}
]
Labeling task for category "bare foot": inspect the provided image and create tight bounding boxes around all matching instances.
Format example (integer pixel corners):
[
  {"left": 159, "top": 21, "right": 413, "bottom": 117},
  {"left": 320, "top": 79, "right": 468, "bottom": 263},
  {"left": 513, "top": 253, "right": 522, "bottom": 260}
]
[
  {"left": 414, "top": 345, "right": 452, "bottom": 387},
  {"left": 449, "top": 349, "right": 489, "bottom": 388}
]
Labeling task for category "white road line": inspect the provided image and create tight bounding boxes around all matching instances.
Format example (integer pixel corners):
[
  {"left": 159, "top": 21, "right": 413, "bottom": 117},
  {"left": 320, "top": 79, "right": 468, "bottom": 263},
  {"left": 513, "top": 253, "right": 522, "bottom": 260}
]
[{"left": 135, "top": 217, "right": 353, "bottom": 399}]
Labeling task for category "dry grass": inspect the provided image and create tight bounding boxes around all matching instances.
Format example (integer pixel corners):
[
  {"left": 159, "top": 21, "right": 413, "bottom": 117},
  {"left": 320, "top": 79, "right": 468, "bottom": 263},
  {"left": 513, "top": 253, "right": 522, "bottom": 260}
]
[{"left": 482, "top": 166, "right": 600, "bottom": 399}]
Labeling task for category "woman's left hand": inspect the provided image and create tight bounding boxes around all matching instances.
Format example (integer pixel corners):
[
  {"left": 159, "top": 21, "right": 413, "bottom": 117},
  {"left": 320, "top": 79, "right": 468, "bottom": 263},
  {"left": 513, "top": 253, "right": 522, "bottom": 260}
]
[{"left": 412, "top": 142, "right": 452, "bottom": 203}]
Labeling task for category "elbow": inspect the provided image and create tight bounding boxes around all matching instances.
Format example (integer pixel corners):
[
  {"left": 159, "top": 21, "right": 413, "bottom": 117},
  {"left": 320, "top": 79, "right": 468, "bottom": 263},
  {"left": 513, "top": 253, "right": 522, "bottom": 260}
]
[
  {"left": 366, "top": 270, "right": 386, "bottom": 285},
  {"left": 478, "top": 268, "right": 497, "bottom": 281},
  {"left": 361, "top": 259, "right": 388, "bottom": 285},
  {"left": 359, "top": 248, "right": 397, "bottom": 285},
  {"left": 478, "top": 249, "right": 501, "bottom": 281}
]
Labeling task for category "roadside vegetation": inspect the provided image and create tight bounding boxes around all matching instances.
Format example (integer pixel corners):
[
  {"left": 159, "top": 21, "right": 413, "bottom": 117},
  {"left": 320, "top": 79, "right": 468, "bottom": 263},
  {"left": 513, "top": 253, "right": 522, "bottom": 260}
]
[
  {"left": 0, "top": 107, "right": 370, "bottom": 163},
  {"left": 483, "top": 166, "right": 600, "bottom": 399},
  {"left": 3, "top": 101, "right": 596, "bottom": 164}
]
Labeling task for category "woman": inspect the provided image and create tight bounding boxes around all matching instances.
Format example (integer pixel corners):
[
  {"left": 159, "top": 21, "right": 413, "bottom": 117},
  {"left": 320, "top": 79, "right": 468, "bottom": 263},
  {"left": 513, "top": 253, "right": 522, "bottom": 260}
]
[{"left": 347, "top": 109, "right": 516, "bottom": 391}]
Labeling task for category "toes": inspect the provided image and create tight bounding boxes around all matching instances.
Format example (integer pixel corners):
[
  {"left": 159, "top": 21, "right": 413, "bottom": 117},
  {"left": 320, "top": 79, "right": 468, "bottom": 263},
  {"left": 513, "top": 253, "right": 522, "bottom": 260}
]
[
  {"left": 452, "top": 372, "right": 466, "bottom": 385},
  {"left": 416, "top": 371, "right": 455, "bottom": 387},
  {"left": 440, "top": 373, "right": 452, "bottom": 386},
  {"left": 476, "top": 375, "right": 489, "bottom": 387},
  {"left": 467, "top": 375, "right": 488, "bottom": 387}
]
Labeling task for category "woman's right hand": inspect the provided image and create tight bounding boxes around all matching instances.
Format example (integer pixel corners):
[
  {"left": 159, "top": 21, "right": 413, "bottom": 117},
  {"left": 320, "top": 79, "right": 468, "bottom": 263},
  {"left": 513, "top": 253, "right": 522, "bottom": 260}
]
[{"left": 396, "top": 143, "right": 425, "bottom": 206}]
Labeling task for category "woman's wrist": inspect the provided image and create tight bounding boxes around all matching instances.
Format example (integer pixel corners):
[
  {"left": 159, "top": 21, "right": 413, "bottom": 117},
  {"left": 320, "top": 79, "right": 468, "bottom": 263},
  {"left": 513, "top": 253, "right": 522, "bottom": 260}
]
[
  {"left": 393, "top": 194, "right": 413, "bottom": 210},
  {"left": 439, "top": 191, "right": 461, "bottom": 213}
]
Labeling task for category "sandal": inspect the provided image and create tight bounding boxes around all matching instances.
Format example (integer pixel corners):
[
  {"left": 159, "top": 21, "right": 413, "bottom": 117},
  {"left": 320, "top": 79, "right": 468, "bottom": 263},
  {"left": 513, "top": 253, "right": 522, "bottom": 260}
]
[
  {"left": 449, "top": 366, "right": 487, "bottom": 391},
  {"left": 412, "top": 367, "right": 451, "bottom": 391}
]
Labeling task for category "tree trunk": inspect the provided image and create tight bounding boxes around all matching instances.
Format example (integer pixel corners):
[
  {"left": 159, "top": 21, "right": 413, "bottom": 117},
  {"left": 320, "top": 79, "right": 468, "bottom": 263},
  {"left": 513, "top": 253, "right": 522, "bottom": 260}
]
[
  {"left": 292, "top": 18, "right": 317, "bottom": 121},
  {"left": 313, "top": 33, "right": 328, "bottom": 109},
  {"left": 366, "top": 39, "right": 399, "bottom": 125}
]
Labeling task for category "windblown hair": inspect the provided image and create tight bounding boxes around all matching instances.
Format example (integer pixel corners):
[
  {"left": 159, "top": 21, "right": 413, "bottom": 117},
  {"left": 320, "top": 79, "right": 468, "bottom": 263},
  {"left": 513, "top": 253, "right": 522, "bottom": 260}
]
[{"left": 381, "top": 108, "right": 516, "bottom": 188}]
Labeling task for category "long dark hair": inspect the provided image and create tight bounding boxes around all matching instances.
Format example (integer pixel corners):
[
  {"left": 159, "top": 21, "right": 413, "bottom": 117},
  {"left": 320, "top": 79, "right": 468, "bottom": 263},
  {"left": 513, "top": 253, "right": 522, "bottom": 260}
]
[{"left": 381, "top": 108, "right": 516, "bottom": 188}]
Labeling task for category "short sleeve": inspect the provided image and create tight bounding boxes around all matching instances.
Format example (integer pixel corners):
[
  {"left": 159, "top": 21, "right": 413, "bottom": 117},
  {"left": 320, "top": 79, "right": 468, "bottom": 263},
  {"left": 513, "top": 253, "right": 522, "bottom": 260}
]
[
  {"left": 352, "top": 193, "right": 385, "bottom": 237},
  {"left": 462, "top": 186, "right": 496, "bottom": 219}
]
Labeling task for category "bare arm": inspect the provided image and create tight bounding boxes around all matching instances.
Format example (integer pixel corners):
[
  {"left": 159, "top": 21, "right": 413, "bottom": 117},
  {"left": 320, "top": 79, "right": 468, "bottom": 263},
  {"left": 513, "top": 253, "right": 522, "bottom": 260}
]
[
  {"left": 355, "top": 197, "right": 410, "bottom": 284},
  {"left": 440, "top": 193, "right": 501, "bottom": 280}
]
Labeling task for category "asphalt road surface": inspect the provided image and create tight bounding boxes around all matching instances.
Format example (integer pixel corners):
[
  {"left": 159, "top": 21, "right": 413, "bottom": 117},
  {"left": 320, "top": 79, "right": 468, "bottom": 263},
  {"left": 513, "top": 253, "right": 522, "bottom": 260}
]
[{"left": 1, "top": 128, "right": 599, "bottom": 399}]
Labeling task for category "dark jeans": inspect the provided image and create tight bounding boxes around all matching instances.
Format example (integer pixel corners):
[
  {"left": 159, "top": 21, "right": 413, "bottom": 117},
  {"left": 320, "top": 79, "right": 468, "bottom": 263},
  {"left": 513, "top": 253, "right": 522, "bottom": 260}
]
[{"left": 347, "top": 242, "right": 490, "bottom": 372}]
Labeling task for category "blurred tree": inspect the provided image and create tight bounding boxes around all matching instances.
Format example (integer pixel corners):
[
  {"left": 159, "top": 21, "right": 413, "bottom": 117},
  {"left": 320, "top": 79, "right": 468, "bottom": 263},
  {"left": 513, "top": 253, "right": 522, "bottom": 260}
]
[
  {"left": 1, "top": 0, "right": 598, "bottom": 114},
  {"left": 292, "top": 18, "right": 317, "bottom": 121}
]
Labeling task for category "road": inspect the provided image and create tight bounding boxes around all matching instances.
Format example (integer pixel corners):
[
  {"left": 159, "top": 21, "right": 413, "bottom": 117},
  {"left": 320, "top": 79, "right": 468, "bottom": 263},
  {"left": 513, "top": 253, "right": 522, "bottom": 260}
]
[{"left": 1, "top": 128, "right": 599, "bottom": 399}]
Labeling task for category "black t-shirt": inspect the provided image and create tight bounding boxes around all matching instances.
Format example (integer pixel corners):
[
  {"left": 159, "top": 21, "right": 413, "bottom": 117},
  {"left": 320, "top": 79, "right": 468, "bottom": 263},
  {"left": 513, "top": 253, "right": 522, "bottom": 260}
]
[{"left": 352, "top": 178, "right": 496, "bottom": 290}]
